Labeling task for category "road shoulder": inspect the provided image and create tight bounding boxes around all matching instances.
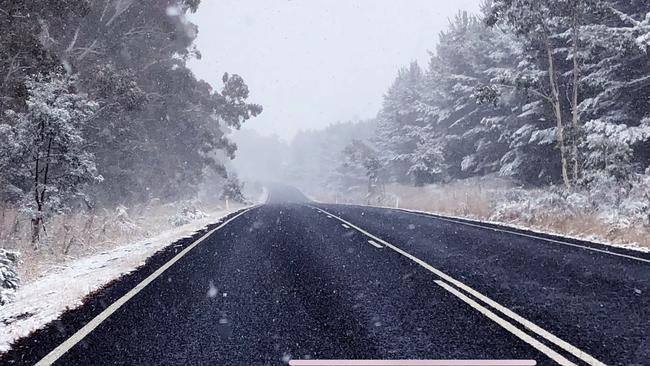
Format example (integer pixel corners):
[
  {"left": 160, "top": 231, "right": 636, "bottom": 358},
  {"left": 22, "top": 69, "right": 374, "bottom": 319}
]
[{"left": 0, "top": 207, "right": 250, "bottom": 364}]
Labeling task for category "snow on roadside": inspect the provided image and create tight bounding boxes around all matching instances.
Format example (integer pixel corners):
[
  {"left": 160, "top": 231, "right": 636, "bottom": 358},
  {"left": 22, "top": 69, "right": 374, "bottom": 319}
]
[
  {"left": 394, "top": 206, "right": 650, "bottom": 253},
  {"left": 0, "top": 207, "right": 241, "bottom": 353}
]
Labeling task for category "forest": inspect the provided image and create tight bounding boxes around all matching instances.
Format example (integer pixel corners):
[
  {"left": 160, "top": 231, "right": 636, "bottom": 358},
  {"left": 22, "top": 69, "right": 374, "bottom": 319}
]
[
  {"left": 0, "top": 2, "right": 260, "bottom": 227},
  {"left": 234, "top": 0, "right": 650, "bottom": 249},
  {"left": 0, "top": 0, "right": 262, "bottom": 304},
  {"left": 368, "top": 0, "right": 650, "bottom": 190}
]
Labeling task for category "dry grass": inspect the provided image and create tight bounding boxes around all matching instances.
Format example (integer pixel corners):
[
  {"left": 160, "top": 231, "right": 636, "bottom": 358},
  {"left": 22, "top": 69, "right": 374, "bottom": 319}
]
[
  {"left": 311, "top": 178, "right": 504, "bottom": 220},
  {"left": 384, "top": 181, "right": 498, "bottom": 220},
  {"left": 0, "top": 200, "right": 235, "bottom": 283},
  {"left": 309, "top": 177, "right": 650, "bottom": 251},
  {"left": 516, "top": 210, "right": 650, "bottom": 249}
]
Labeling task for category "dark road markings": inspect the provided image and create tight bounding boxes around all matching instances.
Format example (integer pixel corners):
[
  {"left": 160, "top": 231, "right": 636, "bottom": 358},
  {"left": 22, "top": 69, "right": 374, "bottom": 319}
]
[
  {"left": 34, "top": 206, "right": 258, "bottom": 366},
  {"left": 310, "top": 206, "right": 606, "bottom": 366}
]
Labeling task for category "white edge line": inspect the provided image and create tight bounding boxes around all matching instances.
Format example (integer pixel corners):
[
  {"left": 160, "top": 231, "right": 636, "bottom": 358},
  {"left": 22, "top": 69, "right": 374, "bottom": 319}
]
[
  {"left": 413, "top": 211, "right": 650, "bottom": 264},
  {"left": 310, "top": 206, "right": 606, "bottom": 366},
  {"left": 367, "top": 240, "right": 383, "bottom": 249},
  {"left": 434, "top": 280, "right": 574, "bottom": 366},
  {"left": 34, "top": 206, "right": 257, "bottom": 366},
  {"left": 382, "top": 237, "right": 605, "bottom": 366},
  {"left": 351, "top": 203, "right": 650, "bottom": 264},
  {"left": 342, "top": 224, "right": 351, "bottom": 229},
  {"left": 311, "top": 207, "right": 391, "bottom": 248}
]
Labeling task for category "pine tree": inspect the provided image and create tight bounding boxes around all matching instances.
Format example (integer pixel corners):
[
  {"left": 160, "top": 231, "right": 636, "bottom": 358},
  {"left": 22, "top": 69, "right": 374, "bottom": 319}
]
[
  {"left": 419, "top": 11, "right": 513, "bottom": 180},
  {"left": 374, "top": 61, "right": 425, "bottom": 184},
  {"left": 411, "top": 9, "right": 556, "bottom": 185},
  {"left": 486, "top": 0, "right": 579, "bottom": 189},
  {"left": 338, "top": 140, "right": 385, "bottom": 203},
  {"left": 578, "top": 0, "right": 650, "bottom": 184},
  {"left": 0, "top": 249, "right": 19, "bottom": 305}
]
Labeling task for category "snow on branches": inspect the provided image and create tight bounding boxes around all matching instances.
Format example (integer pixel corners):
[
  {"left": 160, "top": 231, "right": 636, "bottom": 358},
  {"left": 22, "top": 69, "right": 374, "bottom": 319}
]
[
  {"left": 1, "top": 73, "right": 102, "bottom": 246},
  {"left": 0, "top": 249, "right": 19, "bottom": 305}
]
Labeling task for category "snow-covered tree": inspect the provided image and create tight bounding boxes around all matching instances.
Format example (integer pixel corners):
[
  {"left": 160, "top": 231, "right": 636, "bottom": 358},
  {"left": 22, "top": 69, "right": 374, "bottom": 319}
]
[
  {"left": 397, "top": 9, "right": 556, "bottom": 185},
  {"left": 374, "top": 62, "right": 425, "bottom": 183},
  {"left": 420, "top": 10, "right": 516, "bottom": 181},
  {"left": 0, "top": 0, "right": 89, "bottom": 115},
  {"left": 0, "top": 0, "right": 262, "bottom": 205},
  {"left": 484, "top": 0, "right": 650, "bottom": 189},
  {"left": 406, "top": 126, "right": 450, "bottom": 185},
  {"left": 220, "top": 174, "right": 247, "bottom": 204},
  {"left": 578, "top": 2, "right": 650, "bottom": 184},
  {"left": 582, "top": 118, "right": 650, "bottom": 186},
  {"left": 0, "top": 249, "right": 19, "bottom": 305},
  {"left": 1, "top": 73, "right": 101, "bottom": 246},
  {"left": 337, "top": 140, "right": 385, "bottom": 202},
  {"left": 485, "top": 0, "right": 581, "bottom": 189}
]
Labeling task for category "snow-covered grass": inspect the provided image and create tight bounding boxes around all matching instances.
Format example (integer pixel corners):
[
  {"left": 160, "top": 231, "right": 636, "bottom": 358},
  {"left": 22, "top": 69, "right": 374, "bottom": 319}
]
[
  {"left": 0, "top": 201, "right": 245, "bottom": 353},
  {"left": 0, "top": 201, "right": 226, "bottom": 282},
  {"left": 310, "top": 176, "right": 650, "bottom": 252}
]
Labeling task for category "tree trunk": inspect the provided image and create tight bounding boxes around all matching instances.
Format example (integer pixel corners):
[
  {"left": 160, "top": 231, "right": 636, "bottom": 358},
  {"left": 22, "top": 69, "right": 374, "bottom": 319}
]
[
  {"left": 31, "top": 137, "right": 52, "bottom": 248},
  {"left": 63, "top": 236, "right": 76, "bottom": 255},
  {"left": 31, "top": 217, "right": 42, "bottom": 249},
  {"left": 544, "top": 36, "right": 572, "bottom": 190},
  {"left": 367, "top": 177, "right": 372, "bottom": 205},
  {"left": 570, "top": 1, "right": 583, "bottom": 183}
]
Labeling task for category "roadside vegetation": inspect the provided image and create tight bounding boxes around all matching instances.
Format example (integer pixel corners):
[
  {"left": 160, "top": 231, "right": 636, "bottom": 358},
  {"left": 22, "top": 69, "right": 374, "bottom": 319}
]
[
  {"left": 0, "top": 198, "right": 240, "bottom": 280},
  {"left": 314, "top": 177, "right": 650, "bottom": 251},
  {"left": 0, "top": 1, "right": 259, "bottom": 304},
  {"left": 234, "top": 0, "right": 650, "bottom": 251}
]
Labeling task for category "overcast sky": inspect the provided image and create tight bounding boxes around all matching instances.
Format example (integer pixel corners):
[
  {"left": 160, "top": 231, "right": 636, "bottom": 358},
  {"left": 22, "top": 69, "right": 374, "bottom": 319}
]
[{"left": 188, "top": 0, "right": 481, "bottom": 141}]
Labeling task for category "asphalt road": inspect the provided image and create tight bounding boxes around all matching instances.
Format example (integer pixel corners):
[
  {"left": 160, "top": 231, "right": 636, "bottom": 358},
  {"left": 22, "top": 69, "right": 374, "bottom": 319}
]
[{"left": 3, "top": 186, "right": 649, "bottom": 365}]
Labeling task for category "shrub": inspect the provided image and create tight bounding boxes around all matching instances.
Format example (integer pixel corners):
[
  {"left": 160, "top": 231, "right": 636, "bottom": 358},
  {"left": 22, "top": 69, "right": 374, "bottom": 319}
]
[
  {"left": 169, "top": 206, "right": 207, "bottom": 227},
  {"left": 0, "top": 249, "right": 20, "bottom": 305}
]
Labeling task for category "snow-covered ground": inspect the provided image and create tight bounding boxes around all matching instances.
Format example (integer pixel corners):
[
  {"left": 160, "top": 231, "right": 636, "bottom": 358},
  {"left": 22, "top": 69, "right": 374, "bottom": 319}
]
[
  {"left": 381, "top": 205, "right": 650, "bottom": 254},
  {"left": 0, "top": 208, "right": 241, "bottom": 353}
]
